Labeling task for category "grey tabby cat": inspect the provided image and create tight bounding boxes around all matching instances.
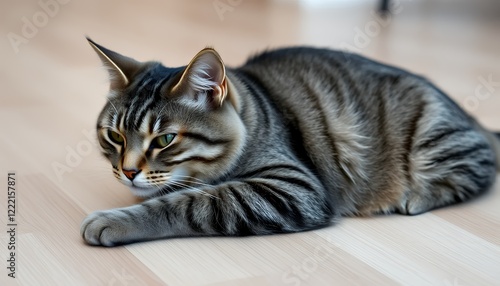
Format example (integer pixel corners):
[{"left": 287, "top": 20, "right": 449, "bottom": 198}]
[{"left": 81, "top": 37, "right": 500, "bottom": 246}]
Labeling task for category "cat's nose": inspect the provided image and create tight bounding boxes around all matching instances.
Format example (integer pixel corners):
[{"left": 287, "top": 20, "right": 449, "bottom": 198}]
[{"left": 123, "top": 169, "right": 141, "bottom": 181}]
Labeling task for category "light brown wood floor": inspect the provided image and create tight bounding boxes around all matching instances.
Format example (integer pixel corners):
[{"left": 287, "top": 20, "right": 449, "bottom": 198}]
[{"left": 1, "top": 0, "right": 500, "bottom": 285}]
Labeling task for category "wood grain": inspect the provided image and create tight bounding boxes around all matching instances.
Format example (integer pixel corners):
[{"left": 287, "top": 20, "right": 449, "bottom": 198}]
[{"left": 1, "top": 0, "right": 499, "bottom": 285}]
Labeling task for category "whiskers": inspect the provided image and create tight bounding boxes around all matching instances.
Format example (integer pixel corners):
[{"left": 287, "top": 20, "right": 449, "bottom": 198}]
[
  {"left": 110, "top": 169, "right": 218, "bottom": 199},
  {"left": 149, "top": 173, "right": 219, "bottom": 199}
]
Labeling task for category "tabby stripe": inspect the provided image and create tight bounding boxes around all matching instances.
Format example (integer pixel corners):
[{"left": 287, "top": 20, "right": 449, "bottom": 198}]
[
  {"left": 158, "top": 197, "right": 169, "bottom": 204},
  {"left": 120, "top": 209, "right": 134, "bottom": 217},
  {"left": 165, "top": 146, "right": 189, "bottom": 157},
  {"left": 258, "top": 182, "right": 297, "bottom": 202},
  {"left": 125, "top": 77, "right": 152, "bottom": 129},
  {"left": 225, "top": 186, "right": 254, "bottom": 235},
  {"left": 234, "top": 216, "right": 254, "bottom": 236},
  {"left": 301, "top": 79, "right": 348, "bottom": 185},
  {"left": 247, "top": 82, "right": 272, "bottom": 128},
  {"left": 237, "top": 164, "right": 306, "bottom": 179},
  {"left": 435, "top": 179, "right": 471, "bottom": 203},
  {"left": 451, "top": 164, "right": 491, "bottom": 193},
  {"left": 133, "top": 82, "right": 155, "bottom": 128},
  {"left": 402, "top": 100, "right": 425, "bottom": 177},
  {"left": 134, "top": 75, "right": 170, "bottom": 128},
  {"left": 258, "top": 178, "right": 315, "bottom": 226},
  {"left": 468, "top": 176, "right": 490, "bottom": 195},
  {"left": 247, "top": 182, "right": 289, "bottom": 215},
  {"left": 450, "top": 164, "right": 490, "bottom": 180},
  {"left": 374, "top": 76, "right": 391, "bottom": 146},
  {"left": 158, "top": 200, "right": 172, "bottom": 225},
  {"left": 148, "top": 114, "right": 157, "bottom": 134},
  {"left": 228, "top": 185, "right": 283, "bottom": 232},
  {"left": 477, "top": 159, "right": 496, "bottom": 167},
  {"left": 163, "top": 154, "right": 225, "bottom": 166},
  {"left": 119, "top": 209, "right": 141, "bottom": 224},
  {"left": 314, "top": 59, "right": 348, "bottom": 109},
  {"left": 261, "top": 174, "right": 316, "bottom": 193},
  {"left": 427, "top": 144, "right": 490, "bottom": 165},
  {"left": 142, "top": 203, "right": 155, "bottom": 214},
  {"left": 227, "top": 186, "right": 260, "bottom": 225},
  {"left": 248, "top": 182, "right": 305, "bottom": 227},
  {"left": 416, "top": 127, "right": 471, "bottom": 150},
  {"left": 237, "top": 71, "right": 272, "bottom": 127},
  {"left": 329, "top": 58, "right": 364, "bottom": 100},
  {"left": 457, "top": 183, "right": 477, "bottom": 199},
  {"left": 186, "top": 195, "right": 204, "bottom": 233},
  {"left": 326, "top": 57, "right": 373, "bottom": 117},
  {"left": 210, "top": 194, "right": 226, "bottom": 233},
  {"left": 134, "top": 96, "right": 155, "bottom": 128},
  {"left": 182, "top": 132, "right": 231, "bottom": 145}
]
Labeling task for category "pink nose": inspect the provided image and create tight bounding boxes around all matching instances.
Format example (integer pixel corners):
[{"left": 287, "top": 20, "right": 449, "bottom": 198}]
[{"left": 123, "top": 169, "right": 140, "bottom": 181}]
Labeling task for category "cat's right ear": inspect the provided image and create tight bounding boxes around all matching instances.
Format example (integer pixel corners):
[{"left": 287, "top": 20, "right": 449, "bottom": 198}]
[{"left": 86, "top": 37, "right": 142, "bottom": 90}]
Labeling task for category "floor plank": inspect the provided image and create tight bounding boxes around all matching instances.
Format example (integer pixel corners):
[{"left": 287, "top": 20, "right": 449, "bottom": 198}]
[{"left": 1, "top": 0, "right": 499, "bottom": 285}]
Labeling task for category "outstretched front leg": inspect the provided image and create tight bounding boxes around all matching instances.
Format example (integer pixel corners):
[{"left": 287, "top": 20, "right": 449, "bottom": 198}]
[{"left": 81, "top": 175, "right": 335, "bottom": 246}]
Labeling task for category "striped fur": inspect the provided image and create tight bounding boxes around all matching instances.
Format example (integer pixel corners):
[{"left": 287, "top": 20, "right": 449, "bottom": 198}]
[{"left": 81, "top": 40, "right": 500, "bottom": 246}]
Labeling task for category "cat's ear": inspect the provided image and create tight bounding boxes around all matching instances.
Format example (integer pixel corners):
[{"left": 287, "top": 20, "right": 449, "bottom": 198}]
[
  {"left": 86, "top": 37, "right": 142, "bottom": 90},
  {"left": 171, "top": 48, "right": 228, "bottom": 108}
]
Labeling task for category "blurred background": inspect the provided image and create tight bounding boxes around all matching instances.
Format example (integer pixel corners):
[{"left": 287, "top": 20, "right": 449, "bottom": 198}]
[{"left": 1, "top": 0, "right": 500, "bottom": 285}]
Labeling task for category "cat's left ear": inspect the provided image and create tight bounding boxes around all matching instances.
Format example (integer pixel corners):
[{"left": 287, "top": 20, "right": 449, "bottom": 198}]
[
  {"left": 171, "top": 48, "right": 228, "bottom": 108},
  {"left": 86, "top": 37, "right": 143, "bottom": 90}
]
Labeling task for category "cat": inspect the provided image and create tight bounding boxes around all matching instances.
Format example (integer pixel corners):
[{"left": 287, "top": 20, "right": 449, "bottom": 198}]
[{"left": 81, "top": 37, "right": 500, "bottom": 246}]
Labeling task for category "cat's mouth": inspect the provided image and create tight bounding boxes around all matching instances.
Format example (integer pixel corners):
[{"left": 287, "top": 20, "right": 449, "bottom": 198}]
[
  {"left": 119, "top": 167, "right": 189, "bottom": 198},
  {"left": 128, "top": 185, "right": 163, "bottom": 198}
]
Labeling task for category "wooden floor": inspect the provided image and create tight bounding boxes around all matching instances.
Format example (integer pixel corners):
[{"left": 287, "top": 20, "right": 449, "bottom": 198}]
[{"left": 1, "top": 0, "right": 500, "bottom": 285}]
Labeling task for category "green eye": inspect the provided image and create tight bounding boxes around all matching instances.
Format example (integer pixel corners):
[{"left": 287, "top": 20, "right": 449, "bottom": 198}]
[
  {"left": 108, "top": 130, "right": 124, "bottom": 144},
  {"left": 154, "top": 133, "right": 176, "bottom": 148}
]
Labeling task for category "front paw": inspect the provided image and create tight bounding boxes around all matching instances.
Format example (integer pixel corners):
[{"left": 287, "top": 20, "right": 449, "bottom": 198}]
[{"left": 81, "top": 209, "right": 137, "bottom": 247}]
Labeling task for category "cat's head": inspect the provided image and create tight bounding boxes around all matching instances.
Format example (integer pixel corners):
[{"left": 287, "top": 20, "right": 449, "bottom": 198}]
[{"left": 87, "top": 38, "right": 245, "bottom": 198}]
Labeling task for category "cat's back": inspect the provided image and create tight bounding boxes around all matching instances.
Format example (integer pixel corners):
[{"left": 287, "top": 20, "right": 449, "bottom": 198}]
[
  {"left": 240, "top": 47, "right": 410, "bottom": 80},
  {"left": 237, "top": 47, "right": 420, "bottom": 111},
  {"left": 235, "top": 47, "right": 446, "bottom": 214},
  {"left": 236, "top": 46, "right": 423, "bottom": 130}
]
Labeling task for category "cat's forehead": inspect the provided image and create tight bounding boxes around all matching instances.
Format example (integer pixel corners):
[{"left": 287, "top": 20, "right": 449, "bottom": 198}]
[
  {"left": 102, "top": 64, "right": 184, "bottom": 130},
  {"left": 124, "top": 64, "right": 182, "bottom": 102}
]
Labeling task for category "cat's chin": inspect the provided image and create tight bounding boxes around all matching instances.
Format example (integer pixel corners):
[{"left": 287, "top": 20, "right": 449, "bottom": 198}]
[{"left": 128, "top": 186, "right": 162, "bottom": 198}]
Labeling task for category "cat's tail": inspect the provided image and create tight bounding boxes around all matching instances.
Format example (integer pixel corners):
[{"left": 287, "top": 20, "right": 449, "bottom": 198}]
[
  {"left": 490, "top": 132, "right": 500, "bottom": 170},
  {"left": 476, "top": 120, "right": 500, "bottom": 171}
]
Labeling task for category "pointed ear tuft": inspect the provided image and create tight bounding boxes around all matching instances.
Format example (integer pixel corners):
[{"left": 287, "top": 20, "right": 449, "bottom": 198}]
[
  {"left": 172, "top": 48, "right": 228, "bottom": 108},
  {"left": 86, "top": 37, "right": 143, "bottom": 90}
]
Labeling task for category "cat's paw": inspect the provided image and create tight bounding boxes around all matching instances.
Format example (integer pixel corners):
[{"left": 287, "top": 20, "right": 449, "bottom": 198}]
[{"left": 80, "top": 208, "right": 139, "bottom": 247}]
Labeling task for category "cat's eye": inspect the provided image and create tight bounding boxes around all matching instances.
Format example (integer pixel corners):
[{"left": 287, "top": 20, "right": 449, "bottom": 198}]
[
  {"left": 152, "top": 133, "right": 176, "bottom": 149},
  {"left": 107, "top": 130, "right": 124, "bottom": 145}
]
